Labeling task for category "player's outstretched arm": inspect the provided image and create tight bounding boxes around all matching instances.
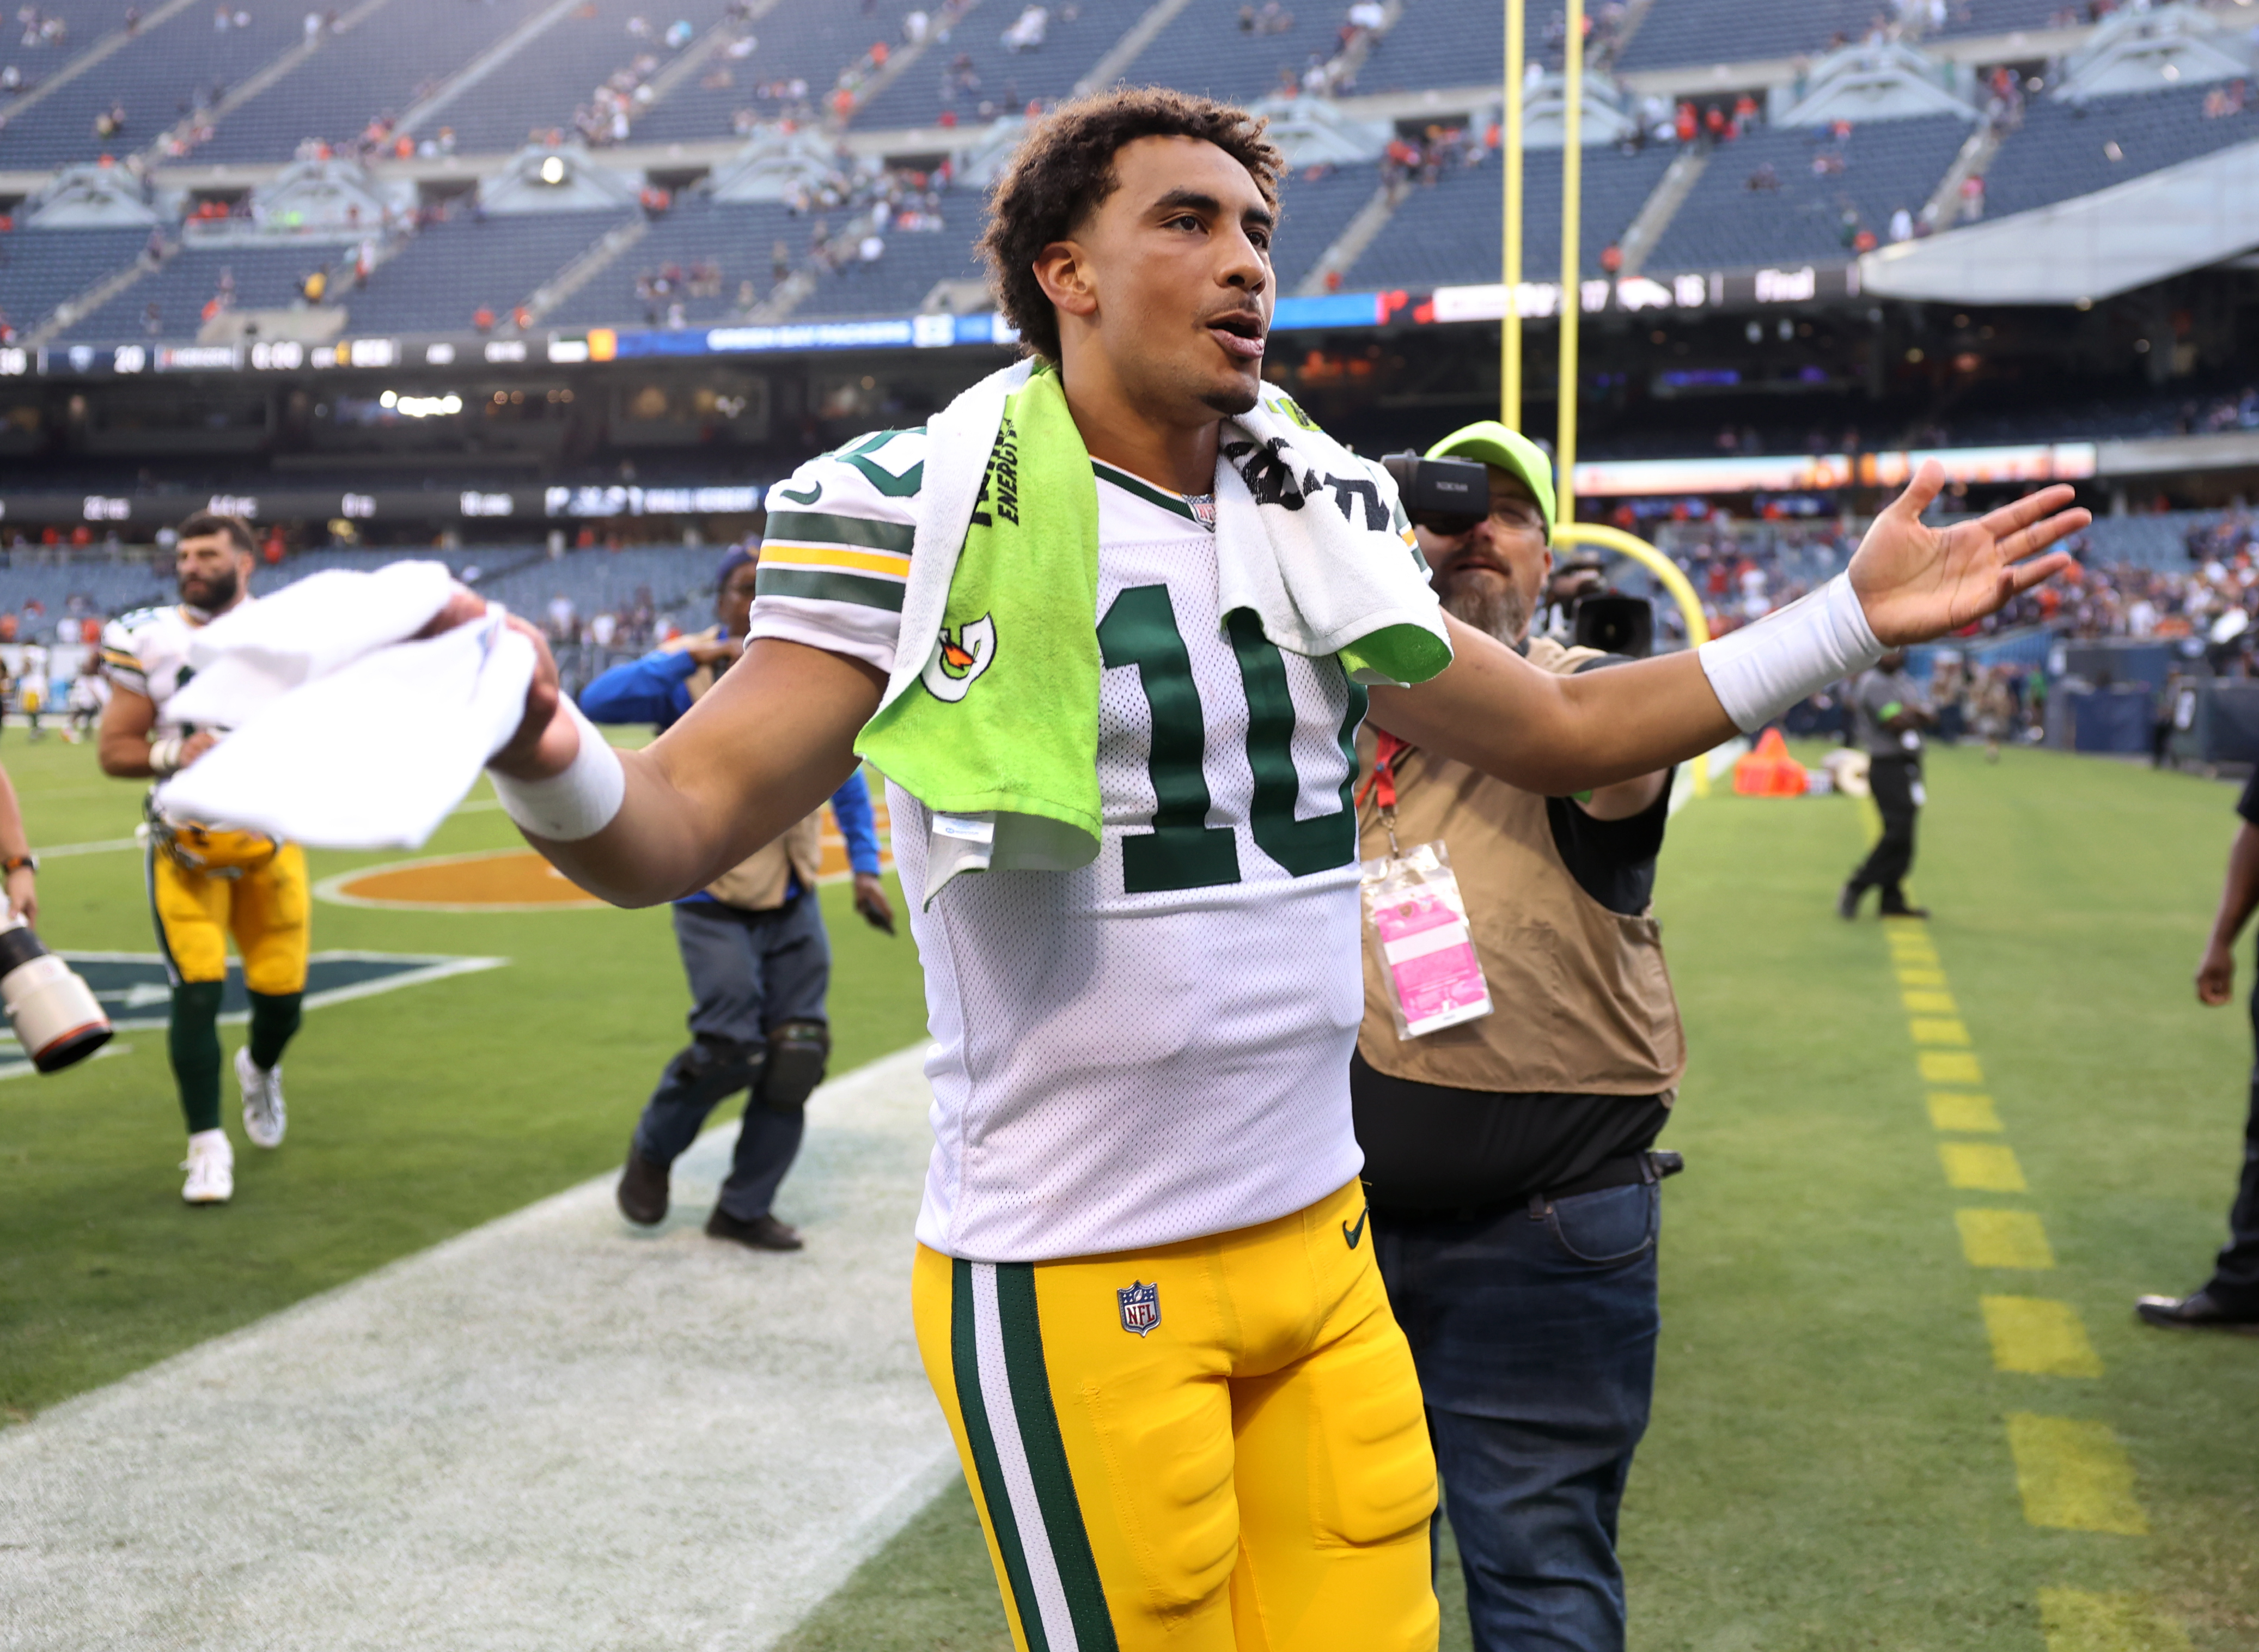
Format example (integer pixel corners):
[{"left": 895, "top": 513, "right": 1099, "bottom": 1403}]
[
  {"left": 490, "top": 624, "right": 883, "bottom": 909},
  {"left": 1371, "top": 461, "right": 2088, "bottom": 796}
]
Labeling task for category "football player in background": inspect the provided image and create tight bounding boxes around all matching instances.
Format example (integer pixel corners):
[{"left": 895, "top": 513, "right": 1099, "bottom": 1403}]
[
  {"left": 464, "top": 92, "right": 2087, "bottom": 1651},
  {"left": 100, "top": 514, "right": 309, "bottom": 1206}
]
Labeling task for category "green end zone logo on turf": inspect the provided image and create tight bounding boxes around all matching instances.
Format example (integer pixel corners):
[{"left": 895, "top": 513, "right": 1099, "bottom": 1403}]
[{"left": 0, "top": 952, "right": 506, "bottom": 1064}]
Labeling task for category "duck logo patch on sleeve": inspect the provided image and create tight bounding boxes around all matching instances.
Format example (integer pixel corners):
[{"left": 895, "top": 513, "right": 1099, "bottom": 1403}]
[{"left": 920, "top": 614, "right": 996, "bottom": 703}]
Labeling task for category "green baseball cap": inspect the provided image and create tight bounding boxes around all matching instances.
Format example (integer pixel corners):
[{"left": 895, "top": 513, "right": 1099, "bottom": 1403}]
[{"left": 1425, "top": 420, "right": 1557, "bottom": 539}]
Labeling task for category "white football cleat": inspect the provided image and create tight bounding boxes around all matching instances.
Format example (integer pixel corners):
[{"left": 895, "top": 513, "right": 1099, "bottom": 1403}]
[
  {"left": 181, "top": 1130, "right": 234, "bottom": 1204},
  {"left": 236, "top": 1047, "right": 286, "bottom": 1149}
]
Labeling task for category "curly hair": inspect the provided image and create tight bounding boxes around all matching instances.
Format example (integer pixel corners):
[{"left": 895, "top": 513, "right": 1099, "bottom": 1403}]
[{"left": 976, "top": 87, "right": 1284, "bottom": 363}]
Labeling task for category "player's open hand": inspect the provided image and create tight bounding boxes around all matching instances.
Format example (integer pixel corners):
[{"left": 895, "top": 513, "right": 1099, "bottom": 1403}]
[{"left": 1849, "top": 460, "right": 2090, "bottom": 646}]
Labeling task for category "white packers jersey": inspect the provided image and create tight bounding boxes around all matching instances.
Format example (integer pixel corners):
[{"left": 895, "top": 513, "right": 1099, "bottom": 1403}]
[
  {"left": 100, "top": 603, "right": 218, "bottom": 739},
  {"left": 748, "top": 430, "right": 1372, "bottom": 1262}
]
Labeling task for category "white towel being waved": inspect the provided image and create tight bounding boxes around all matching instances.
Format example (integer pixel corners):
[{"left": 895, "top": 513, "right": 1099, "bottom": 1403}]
[{"left": 158, "top": 562, "right": 536, "bottom": 849}]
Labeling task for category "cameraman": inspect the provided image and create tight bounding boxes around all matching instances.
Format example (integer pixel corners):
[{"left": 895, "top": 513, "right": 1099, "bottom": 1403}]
[{"left": 1358, "top": 422, "right": 1685, "bottom": 1652}]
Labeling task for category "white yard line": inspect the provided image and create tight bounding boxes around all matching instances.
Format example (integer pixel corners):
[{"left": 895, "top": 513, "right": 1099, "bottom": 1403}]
[{"left": 0, "top": 1045, "right": 956, "bottom": 1652}]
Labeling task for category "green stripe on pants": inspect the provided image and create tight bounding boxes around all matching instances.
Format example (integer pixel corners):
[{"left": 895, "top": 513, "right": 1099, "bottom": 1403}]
[
  {"left": 993, "top": 1264, "right": 1118, "bottom": 1650},
  {"left": 952, "top": 1258, "right": 1049, "bottom": 1651}
]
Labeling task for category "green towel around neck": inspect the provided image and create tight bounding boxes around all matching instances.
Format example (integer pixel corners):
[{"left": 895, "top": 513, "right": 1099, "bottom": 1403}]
[{"left": 854, "top": 364, "right": 1106, "bottom": 850}]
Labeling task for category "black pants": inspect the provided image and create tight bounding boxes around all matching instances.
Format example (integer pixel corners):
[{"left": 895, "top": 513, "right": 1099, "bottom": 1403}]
[
  {"left": 1849, "top": 753, "right": 1920, "bottom": 905},
  {"left": 2206, "top": 975, "right": 2259, "bottom": 1310}
]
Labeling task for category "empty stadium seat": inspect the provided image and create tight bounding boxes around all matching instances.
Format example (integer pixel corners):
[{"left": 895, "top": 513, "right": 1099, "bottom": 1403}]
[
  {"left": 0, "top": 225, "right": 152, "bottom": 338},
  {"left": 190, "top": 0, "right": 559, "bottom": 165},
  {"left": 344, "top": 211, "right": 634, "bottom": 336},
  {"left": 626, "top": 0, "right": 926, "bottom": 145},
  {"left": 1344, "top": 143, "right": 1672, "bottom": 292},
  {"left": 1643, "top": 114, "right": 1967, "bottom": 272},
  {"left": 850, "top": 0, "right": 1137, "bottom": 130},
  {"left": 53, "top": 240, "right": 337, "bottom": 342},
  {"left": 1, "top": 0, "right": 304, "bottom": 171},
  {"left": 1981, "top": 82, "right": 2259, "bottom": 220},
  {"left": 543, "top": 193, "right": 805, "bottom": 329}
]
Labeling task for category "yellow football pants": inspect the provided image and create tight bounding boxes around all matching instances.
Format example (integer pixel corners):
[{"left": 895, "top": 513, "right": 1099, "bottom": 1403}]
[
  {"left": 148, "top": 842, "right": 310, "bottom": 992},
  {"left": 912, "top": 1176, "right": 1438, "bottom": 1652}
]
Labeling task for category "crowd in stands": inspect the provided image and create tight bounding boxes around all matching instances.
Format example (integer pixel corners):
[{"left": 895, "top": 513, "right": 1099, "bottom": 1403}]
[{"left": 627, "top": 155, "right": 958, "bottom": 321}]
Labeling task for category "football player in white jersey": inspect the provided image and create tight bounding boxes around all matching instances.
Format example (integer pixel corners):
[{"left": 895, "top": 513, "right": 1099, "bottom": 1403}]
[
  {"left": 461, "top": 91, "right": 2087, "bottom": 1651},
  {"left": 100, "top": 514, "right": 310, "bottom": 1206}
]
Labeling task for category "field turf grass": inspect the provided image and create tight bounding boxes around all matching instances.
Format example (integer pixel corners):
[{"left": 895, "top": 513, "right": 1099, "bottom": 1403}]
[
  {"left": 0, "top": 730, "right": 927, "bottom": 1419},
  {"left": 6, "top": 736, "right": 2257, "bottom": 1648}
]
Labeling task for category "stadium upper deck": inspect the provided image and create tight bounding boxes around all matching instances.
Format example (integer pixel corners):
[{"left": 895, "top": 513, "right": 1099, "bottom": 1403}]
[{"left": 2, "top": 0, "right": 2252, "bottom": 352}]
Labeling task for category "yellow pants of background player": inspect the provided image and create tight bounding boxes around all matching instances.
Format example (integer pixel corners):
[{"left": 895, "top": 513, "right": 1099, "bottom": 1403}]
[
  {"left": 913, "top": 1177, "right": 1438, "bottom": 1652},
  {"left": 148, "top": 842, "right": 310, "bottom": 991}
]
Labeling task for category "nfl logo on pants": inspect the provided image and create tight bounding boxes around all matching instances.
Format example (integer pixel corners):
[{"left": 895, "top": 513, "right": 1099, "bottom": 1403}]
[{"left": 1117, "top": 1281, "right": 1161, "bottom": 1337}]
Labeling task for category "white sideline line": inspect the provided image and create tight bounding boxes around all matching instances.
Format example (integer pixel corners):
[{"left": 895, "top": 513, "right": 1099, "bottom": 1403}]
[{"left": 0, "top": 1044, "right": 956, "bottom": 1652}]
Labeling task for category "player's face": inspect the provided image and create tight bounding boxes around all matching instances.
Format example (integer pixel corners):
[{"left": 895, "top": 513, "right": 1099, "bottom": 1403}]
[
  {"left": 716, "top": 563, "right": 761, "bottom": 637},
  {"left": 1418, "top": 467, "right": 1552, "bottom": 644},
  {"left": 176, "top": 534, "right": 248, "bottom": 612},
  {"left": 1051, "top": 135, "right": 1275, "bottom": 421}
]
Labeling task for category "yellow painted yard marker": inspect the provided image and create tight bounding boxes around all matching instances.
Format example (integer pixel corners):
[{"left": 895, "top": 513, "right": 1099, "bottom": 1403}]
[
  {"left": 1895, "top": 966, "right": 1947, "bottom": 987},
  {"left": 1921, "top": 1051, "right": 1985, "bottom": 1086},
  {"left": 1957, "top": 1209, "right": 2056, "bottom": 1269},
  {"left": 2005, "top": 1415, "right": 2148, "bottom": 1534},
  {"left": 1928, "top": 1092, "right": 2002, "bottom": 1133},
  {"left": 1982, "top": 1296, "right": 2104, "bottom": 1377},
  {"left": 1941, "top": 1142, "right": 2028, "bottom": 1192},
  {"left": 2037, "top": 1589, "right": 2194, "bottom": 1652},
  {"left": 1902, "top": 989, "right": 1959, "bottom": 1014},
  {"left": 1910, "top": 1017, "right": 1973, "bottom": 1046}
]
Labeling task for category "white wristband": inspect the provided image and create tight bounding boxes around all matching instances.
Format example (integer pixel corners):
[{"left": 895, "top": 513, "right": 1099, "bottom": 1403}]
[
  {"left": 1698, "top": 574, "right": 1883, "bottom": 733},
  {"left": 489, "top": 700, "right": 626, "bottom": 843},
  {"left": 148, "top": 736, "right": 184, "bottom": 777}
]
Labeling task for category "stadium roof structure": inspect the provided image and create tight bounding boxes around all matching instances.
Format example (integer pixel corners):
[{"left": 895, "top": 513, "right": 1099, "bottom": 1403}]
[{"left": 1859, "top": 134, "right": 2259, "bottom": 303}]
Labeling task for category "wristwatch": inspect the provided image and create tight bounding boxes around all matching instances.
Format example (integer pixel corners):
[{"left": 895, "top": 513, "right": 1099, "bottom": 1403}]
[{"left": 2, "top": 855, "right": 38, "bottom": 875}]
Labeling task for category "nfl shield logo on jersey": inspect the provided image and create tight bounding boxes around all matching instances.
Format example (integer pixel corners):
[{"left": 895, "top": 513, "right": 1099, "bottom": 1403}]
[{"left": 1116, "top": 1281, "right": 1161, "bottom": 1338}]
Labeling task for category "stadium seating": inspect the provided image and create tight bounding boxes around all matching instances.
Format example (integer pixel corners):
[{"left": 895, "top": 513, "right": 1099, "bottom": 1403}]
[
  {"left": 190, "top": 0, "right": 559, "bottom": 164},
  {"left": 1118, "top": 0, "right": 1355, "bottom": 109},
  {"left": 53, "top": 240, "right": 338, "bottom": 342},
  {"left": 1643, "top": 114, "right": 1968, "bottom": 272},
  {"left": 795, "top": 206, "right": 987, "bottom": 319},
  {"left": 850, "top": 0, "right": 1137, "bottom": 130},
  {"left": 1270, "top": 161, "right": 1379, "bottom": 290},
  {"left": 0, "top": 225, "right": 151, "bottom": 339},
  {"left": 436, "top": 0, "right": 740, "bottom": 156},
  {"left": 1617, "top": 0, "right": 2069, "bottom": 76},
  {"left": 543, "top": 194, "right": 804, "bottom": 328},
  {"left": 342, "top": 210, "right": 633, "bottom": 336},
  {"left": 1375, "top": 0, "right": 1566, "bottom": 93},
  {"left": 1981, "top": 82, "right": 2259, "bottom": 220},
  {"left": 625, "top": 1, "right": 924, "bottom": 145},
  {"left": 1341, "top": 141, "right": 1672, "bottom": 291},
  {"left": 0, "top": 0, "right": 303, "bottom": 171}
]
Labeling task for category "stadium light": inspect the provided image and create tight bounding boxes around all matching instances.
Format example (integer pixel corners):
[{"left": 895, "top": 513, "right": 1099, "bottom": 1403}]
[{"left": 539, "top": 155, "right": 568, "bottom": 186}]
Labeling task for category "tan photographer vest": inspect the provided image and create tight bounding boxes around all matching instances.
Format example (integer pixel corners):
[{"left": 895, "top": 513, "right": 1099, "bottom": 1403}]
[
  {"left": 1356, "top": 636, "right": 1686, "bottom": 1095},
  {"left": 677, "top": 630, "right": 827, "bottom": 911}
]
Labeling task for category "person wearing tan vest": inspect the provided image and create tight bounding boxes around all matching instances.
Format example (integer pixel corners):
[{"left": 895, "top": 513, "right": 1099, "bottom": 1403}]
[
  {"left": 578, "top": 545, "right": 893, "bottom": 1252},
  {"left": 1358, "top": 423, "right": 1684, "bottom": 1652}
]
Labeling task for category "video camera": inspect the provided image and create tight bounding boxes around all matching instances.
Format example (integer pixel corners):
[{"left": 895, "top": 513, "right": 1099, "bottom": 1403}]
[
  {"left": 0, "top": 917, "right": 113, "bottom": 1073},
  {"left": 1552, "top": 558, "right": 1656, "bottom": 657},
  {"left": 1381, "top": 453, "right": 1492, "bottom": 538}
]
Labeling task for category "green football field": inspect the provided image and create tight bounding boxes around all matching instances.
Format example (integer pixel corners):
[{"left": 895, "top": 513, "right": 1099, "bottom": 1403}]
[{"left": 3, "top": 734, "right": 2255, "bottom": 1649}]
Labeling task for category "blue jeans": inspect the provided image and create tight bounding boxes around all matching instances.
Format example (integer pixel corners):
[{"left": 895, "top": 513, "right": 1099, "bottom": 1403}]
[
  {"left": 1375, "top": 1181, "right": 1661, "bottom": 1652},
  {"left": 632, "top": 895, "right": 830, "bottom": 1221}
]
